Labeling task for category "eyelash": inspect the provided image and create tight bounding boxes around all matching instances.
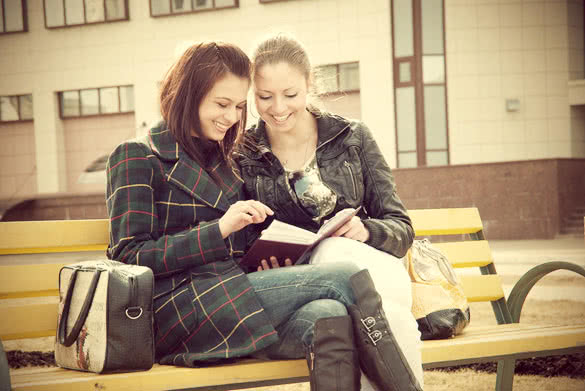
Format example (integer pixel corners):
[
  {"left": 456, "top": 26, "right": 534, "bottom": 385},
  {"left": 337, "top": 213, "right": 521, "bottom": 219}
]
[{"left": 258, "top": 94, "right": 297, "bottom": 100}]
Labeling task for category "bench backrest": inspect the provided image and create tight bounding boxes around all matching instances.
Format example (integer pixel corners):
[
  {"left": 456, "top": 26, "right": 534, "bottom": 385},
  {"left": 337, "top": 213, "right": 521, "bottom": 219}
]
[{"left": 0, "top": 207, "right": 508, "bottom": 341}]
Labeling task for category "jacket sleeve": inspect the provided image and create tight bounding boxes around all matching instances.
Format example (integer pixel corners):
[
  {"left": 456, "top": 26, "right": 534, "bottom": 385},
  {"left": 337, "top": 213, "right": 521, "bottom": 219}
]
[
  {"left": 106, "top": 141, "right": 229, "bottom": 277},
  {"left": 357, "top": 123, "right": 414, "bottom": 258}
]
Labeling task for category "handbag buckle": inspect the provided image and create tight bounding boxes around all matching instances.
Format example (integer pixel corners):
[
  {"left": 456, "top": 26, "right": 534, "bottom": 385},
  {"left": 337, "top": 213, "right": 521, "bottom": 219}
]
[
  {"left": 125, "top": 306, "right": 143, "bottom": 320},
  {"left": 368, "top": 330, "right": 383, "bottom": 346},
  {"left": 361, "top": 316, "right": 376, "bottom": 331}
]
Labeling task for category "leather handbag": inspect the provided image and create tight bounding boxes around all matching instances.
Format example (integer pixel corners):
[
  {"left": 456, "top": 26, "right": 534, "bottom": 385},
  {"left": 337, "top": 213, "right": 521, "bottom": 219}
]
[
  {"left": 55, "top": 260, "right": 155, "bottom": 373},
  {"left": 403, "top": 239, "right": 470, "bottom": 340}
]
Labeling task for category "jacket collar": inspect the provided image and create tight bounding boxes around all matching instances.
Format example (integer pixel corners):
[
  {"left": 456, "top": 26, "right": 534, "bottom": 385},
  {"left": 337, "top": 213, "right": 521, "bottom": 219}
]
[
  {"left": 239, "top": 110, "right": 351, "bottom": 162},
  {"left": 148, "top": 122, "right": 243, "bottom": 211}
]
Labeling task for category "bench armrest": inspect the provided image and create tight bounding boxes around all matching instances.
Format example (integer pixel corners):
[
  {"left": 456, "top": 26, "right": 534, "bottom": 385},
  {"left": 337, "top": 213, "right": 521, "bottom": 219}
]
[{"left": 507, "top": 261, "right": 585, "bottom": 323}]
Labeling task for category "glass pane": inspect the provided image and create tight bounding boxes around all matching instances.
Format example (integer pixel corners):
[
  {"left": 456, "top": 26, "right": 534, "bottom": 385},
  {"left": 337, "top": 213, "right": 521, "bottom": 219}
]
[
  {"left": 65, "top": 0, "right": 85, "bottom": 25},
  {"left": 424, "top": 86, "right": 447, "bottom": 150},
  {"left": 421, "top": 0, "right": 444, "bottom": 55},
  {"left": 150, "top": 0, "right": 170, "bottom": 15},
  {"left": 395, "top": 87, "right": 417, "bottom": 151},
  {"left": 339, "top": 63, "right": 360, "bottom": 91},
  {"left": 61, "top": 91, "right": 80, "bottom": 117},
  {"left": 0, "top": 96, "right": 19, "bottom": 121},
  {"left": 85, "top": 0, "right": 105, "bottom": 23},
  {"left": 398, "top": 152, "right": 417, "bottom": 168},
  {"left": 422, "top": 55, "right": 445, "bottom": 84},
  {"left": 318, "top": 65, "right": 338, "bottom": 94},
  {"left": 171, "top": 0, "right": 192, "bottom": 13},
  {"left": 119, "top": 86, "right": 134, "bottom": 112},
  {"left": 80, "top": 89, "right": 99, "bottom": 115},
  {"left": 5, "top": 0, "right": 25, "bottom": 32},
  {"left": 399, "top": 61, "right": 411, "bottom": 83},
  {"left": 214, "top": 0, "right": 236, "bottom": 7},
  {"left": 426, "top": 151, "right": 448, "bottom": 166},
  {"left": 45, "top": 0, "right": 65, "bottom": 27},
  {"left": 393, "top": 0, "right": 414, "bottom": 57},
  {"left": 19, "top": 95, "right": 33, "bottom": 120},
  {"left": 99, "top": 87, "right": 119, "bottom": 113},
  {"left": 193, "top": 0, "right": 212, "bottom": 10},
  {"left": 0, "top": 2, "right": 4, "bottom": 32},
  {"left": 106, "top": 0, "right": 126, "bottom": 20}
]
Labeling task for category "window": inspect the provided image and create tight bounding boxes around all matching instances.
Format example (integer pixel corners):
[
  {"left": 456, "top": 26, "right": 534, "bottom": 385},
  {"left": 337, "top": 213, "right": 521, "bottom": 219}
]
[
  {"left": 0, "top": 0, "right": 28, "bottom": 34},
  {"left": 392, "top": 0, "right": 449, "bottom": 168},
  {"left": 149, "top": 0, "right": 237, "bottom": 17},
  {"left": 315, "top": 62, "right": 360, "bottom": 95},
  {"left": 58, "top": 86, "right": 134, "bottom": 118},
  {"left": 43, "top": 0, "right": 128, "bottom": 28},
  {"left": 0, "top": 94, "right": 33, "bottom": 122}
]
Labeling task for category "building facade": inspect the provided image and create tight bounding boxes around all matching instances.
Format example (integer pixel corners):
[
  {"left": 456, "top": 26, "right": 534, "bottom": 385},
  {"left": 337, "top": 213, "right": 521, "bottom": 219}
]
[{"left": 1, "top": 0, "right": 584, "bottom": 238}]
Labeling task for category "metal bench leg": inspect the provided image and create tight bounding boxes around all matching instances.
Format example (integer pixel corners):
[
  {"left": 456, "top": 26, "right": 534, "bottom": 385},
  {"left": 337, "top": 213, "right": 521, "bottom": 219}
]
[{"left": 496, "top": 359, "right": 515, "bottom": 391}]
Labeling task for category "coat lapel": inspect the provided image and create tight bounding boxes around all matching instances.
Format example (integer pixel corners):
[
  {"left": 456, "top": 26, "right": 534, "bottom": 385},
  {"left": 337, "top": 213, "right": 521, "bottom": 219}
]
[{"left": 148, "top": 124, "right": 242, "bottom": 212}]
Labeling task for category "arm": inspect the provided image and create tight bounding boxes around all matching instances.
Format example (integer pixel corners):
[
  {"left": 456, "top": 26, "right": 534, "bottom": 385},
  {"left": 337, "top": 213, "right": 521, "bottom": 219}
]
[
  {"left": 106, "top": 141, "right": 229, "bottom": 277},
  {"left": 358, "top": 123, "right": 414, "bottom": 258}
]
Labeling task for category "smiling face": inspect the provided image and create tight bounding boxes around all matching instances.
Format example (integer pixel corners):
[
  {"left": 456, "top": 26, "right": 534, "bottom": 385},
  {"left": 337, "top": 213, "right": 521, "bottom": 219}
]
[
  {"left": 253, "top": 62, "right": 310, "bottom": 134},
  {"left": 197, "top": 72, "right": 249, "bottom": 141}
]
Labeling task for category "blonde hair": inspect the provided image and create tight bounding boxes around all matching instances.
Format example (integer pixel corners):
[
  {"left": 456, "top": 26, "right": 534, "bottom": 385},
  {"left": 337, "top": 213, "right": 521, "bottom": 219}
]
[{"left": 252, "top": 33, "right": 312, "bottom": 85}]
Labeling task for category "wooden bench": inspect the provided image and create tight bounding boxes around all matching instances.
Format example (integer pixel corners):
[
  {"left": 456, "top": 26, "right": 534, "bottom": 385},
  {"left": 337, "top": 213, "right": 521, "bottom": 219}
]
[{"left": 1, "top": 207, "right": 584, "bottom": 391}]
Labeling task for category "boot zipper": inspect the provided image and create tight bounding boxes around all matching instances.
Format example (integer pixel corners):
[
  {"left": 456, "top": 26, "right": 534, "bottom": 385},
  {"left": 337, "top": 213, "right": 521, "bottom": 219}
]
[
  {"left": 344, "top": 161, "right": 357, "bottom": 199},
  {"left": 308, "top": 345, "right": 315, "bottom": 371}
]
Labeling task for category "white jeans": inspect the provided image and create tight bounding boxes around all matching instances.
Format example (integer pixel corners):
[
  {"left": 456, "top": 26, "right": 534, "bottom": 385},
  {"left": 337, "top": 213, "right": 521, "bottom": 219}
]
[{"left": 310, "top": 237, "right": 424, "bottom": 390}]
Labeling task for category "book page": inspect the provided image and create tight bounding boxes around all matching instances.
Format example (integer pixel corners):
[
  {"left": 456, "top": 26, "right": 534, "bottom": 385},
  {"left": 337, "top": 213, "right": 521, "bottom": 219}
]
[
  {"left": 316, "top": 206, "right": 362, "bottom": 237},
  {"left": 260, "top": 220, "right": 318, "bottom": 245}
]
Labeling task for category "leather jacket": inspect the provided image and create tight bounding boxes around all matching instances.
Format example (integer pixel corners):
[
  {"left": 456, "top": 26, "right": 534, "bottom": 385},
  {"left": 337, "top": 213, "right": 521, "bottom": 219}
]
[{"left": 235, "top": 111, "right": 414, "bottom": 258}]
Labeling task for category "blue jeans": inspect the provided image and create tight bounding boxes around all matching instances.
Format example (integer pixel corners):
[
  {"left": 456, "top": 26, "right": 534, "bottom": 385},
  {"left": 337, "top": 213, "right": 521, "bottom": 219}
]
[{"left": 248, "top": 262, "right": 359, "bottom": 359}]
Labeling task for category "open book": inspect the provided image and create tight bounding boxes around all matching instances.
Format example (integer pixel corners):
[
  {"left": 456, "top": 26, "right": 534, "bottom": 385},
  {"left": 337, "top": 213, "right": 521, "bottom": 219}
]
[{"left": 240, "top": 207, "right": 362, "bottom": 268}]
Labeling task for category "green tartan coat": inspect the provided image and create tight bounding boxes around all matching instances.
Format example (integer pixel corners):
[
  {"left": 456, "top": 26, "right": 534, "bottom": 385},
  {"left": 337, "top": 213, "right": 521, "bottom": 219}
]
[{"left": 106, "top": 122, "right": 278, "bottom": 366}]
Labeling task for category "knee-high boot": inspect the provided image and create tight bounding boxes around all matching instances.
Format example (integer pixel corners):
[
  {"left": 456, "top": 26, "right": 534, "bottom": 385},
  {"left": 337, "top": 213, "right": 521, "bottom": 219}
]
[
  {"left": 348, "top": 270, "right": 423, "bottom": 391},
  {"left": 307, "top": 315, "right": 361, "bottom": 391}
]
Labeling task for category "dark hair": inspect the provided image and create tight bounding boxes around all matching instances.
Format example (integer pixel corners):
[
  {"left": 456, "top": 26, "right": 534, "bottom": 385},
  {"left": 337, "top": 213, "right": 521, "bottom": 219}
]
[{"left": 160, "top": 41, "right": 251, "bottom": 168}]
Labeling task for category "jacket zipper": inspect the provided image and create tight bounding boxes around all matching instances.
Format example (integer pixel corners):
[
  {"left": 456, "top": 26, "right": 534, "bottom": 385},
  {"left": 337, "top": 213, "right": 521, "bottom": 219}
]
[
  {"left": 255, "top": 176, "right": 263, "bottom": 204},
  {"left": 344, "top": 161, "right": 357, "bottom": 199},
  {"left": 317, "top": 124, "right": 351, "bottom": 152}
]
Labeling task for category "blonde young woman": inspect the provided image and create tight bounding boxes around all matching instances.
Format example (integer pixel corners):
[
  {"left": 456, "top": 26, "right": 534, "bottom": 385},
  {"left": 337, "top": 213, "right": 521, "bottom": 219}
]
[{"left": 236, "top": 33, "right": 424, "bottom": 391}]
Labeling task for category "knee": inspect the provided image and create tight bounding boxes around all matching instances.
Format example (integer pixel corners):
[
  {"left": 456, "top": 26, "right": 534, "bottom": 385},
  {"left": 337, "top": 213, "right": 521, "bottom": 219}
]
[{"left": 301, "top": 299, "right": 348, "bottom": 319}]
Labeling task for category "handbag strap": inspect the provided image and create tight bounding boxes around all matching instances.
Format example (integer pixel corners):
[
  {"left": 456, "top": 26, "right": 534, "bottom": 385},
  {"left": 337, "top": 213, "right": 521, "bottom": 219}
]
[{"left": 58, "top": 268, "right": 102, "bottom": 347}]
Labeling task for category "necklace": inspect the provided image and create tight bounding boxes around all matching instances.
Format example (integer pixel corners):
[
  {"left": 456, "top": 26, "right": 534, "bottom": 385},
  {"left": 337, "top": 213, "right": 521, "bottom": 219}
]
[{"left": 275, "top": 133, "right": 314, "bottom": 170}]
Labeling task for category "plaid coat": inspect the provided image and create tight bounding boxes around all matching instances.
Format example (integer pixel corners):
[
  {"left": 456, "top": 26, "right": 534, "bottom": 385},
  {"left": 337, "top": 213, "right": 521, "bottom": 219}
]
[{"left": 106, "top": 122, "right": 278, "bottom": 366}]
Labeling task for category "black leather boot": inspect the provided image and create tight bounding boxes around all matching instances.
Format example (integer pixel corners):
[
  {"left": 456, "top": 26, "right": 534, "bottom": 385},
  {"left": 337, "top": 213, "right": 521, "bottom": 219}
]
[
  {"left": 348, "top": 270, "right": 423, "bottom": 391},
  {"left": 306, "top": 315, "right": 360, "bottom": 391}
]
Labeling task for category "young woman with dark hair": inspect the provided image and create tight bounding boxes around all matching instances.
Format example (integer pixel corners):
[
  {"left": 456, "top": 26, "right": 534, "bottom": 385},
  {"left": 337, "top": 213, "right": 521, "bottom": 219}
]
[{"left": 106, "top": 41, "right": 361, "bottom": 375}]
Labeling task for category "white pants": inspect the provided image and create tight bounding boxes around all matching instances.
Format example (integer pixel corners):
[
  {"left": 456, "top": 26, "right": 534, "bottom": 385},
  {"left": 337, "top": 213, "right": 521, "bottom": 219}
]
[{"left": 310, "top": 237, "right": 424, "bottom": 390}]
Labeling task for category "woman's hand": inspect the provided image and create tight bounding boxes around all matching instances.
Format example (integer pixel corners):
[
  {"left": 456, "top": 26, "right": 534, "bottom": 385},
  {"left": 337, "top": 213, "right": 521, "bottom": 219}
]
[
  {"left": 330, "top": 215, "right": 370, "bottom": 243},
  {"left": 257, "top": 256, "right": 293, "bottom": 272},
  {"left": 219, "top": 200, "right": 273, "bottom": 238}
]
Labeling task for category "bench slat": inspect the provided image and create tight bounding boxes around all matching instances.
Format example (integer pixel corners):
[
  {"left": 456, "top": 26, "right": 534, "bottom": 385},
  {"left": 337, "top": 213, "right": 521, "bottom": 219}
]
[
  {"left": 409, "top": 208, "right": 483, "bottom": 236},
  {"left": 460, "top": 275, "right": 504, "bottom": 302},
  {"left": 0, "top": 220, "right": 109, "bottom": 255},
  {"left": 422, "top": 323, "right": 585, "bottom": 364},
  {"left": 0, "top": 264, "right": 64, "bottom": 299},
  {"left": 0, "top": 275, "right": 503, "bottom": 340},
  {"left": 9, "top": 324, "right": 585, "bottom": 391},
  {"left": 434, "top": 240, "right": 493, "bottom": 268},
  {"left": 0, "top": 303, "right": 57, "bottom": 340}
]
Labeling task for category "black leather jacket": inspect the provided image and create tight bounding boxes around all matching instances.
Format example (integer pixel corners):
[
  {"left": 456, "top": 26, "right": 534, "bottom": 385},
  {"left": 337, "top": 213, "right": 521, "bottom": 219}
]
[{"left": 235, "top": 111, "right": 414, "bottom": 258}]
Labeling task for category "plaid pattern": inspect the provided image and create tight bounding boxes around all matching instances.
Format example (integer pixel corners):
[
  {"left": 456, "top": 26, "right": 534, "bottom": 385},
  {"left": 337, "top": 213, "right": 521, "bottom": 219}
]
[{"left": 106, "top": 122, "right": 278, "bottom": 365}]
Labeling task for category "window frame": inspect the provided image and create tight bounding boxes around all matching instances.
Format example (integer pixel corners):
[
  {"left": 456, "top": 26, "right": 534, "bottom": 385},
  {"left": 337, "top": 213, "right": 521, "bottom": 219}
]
[
  {"left": 391, "top": 0, "right": 450, "bottom": 168},
  {"left": 315, "top": 61, "right": 360, "bottom": 96},
  {"left": 0, "top": 0, "right": 28, "bottom": 35},
  {"left": 0, "top": 94, "right": 33, "bottom": 123},
  {"left": 149, "top": 0, "right": 238, "bottom": 18},
  {"left": 43, "top": 0, "right": 129, "bottom": 29},
  {"left": 57, "top": 85, "right": 134, "bottom": 119}
]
